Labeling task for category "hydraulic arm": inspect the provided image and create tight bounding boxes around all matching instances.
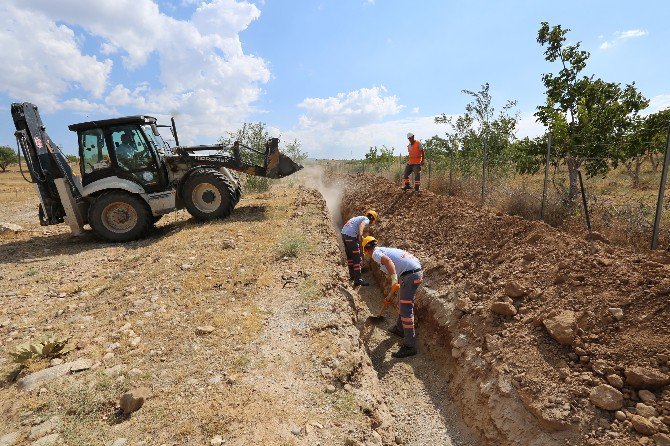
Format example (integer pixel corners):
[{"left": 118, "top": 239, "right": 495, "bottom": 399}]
[{"left": 11, "top": 103, "right": 82, "bottom": 226}]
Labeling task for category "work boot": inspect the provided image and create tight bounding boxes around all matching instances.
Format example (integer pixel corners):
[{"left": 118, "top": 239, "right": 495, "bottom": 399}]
[
  {"left": 401, "top": 184, "right": 411, "bottom": 191},
  {"left": 387, "top": 326, "right": 404, "bottom": 338},
  {"left": 392, "top": 345, "right": 417, "bottom": 358},
  {"left": 353, "top": 278, "right": 369, "bottom": 287}
]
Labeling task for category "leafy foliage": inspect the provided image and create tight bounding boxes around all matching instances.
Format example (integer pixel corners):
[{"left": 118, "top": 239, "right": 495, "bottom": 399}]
[
  {"left": 434, "top": 83, "right": 519, "bottom": 175},
  {"left": 219, "top": 122, "right": 304, "bottom": 192},
  {"left": 283, "top": 139, "right": 308, "bottom": 164},
  {"left": 277, "top": 232, "right": 309, "bottom": 258},
  {"left": 0, "top": 146, "right": 18, "bottom": 172},
  {"left": 363, "top": 145, "right": 397, "bottom": 171},
  {"left": 525, "top": 22, "right": 649, "bottom": 199},
  {"left": 10, "top": 334, "right": 75, "bottom": 364}
]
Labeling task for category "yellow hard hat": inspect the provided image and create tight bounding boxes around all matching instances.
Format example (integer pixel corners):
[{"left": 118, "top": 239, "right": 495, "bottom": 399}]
[
  {"left": 361, "top": 236, "right": 377, "bottom": 252},
  {"left": 366, "top": 210, "right": 378, "bottom": 222}
]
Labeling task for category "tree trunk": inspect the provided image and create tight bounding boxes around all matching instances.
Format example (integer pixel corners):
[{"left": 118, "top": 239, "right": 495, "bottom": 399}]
[
  {"left": 633, "top": 158, "right": 642, "bottom": 188},
  {"left": 566, "top": 155, "right": 580, "bottom": 202},
  {"left": 649, "top": 153, "right": 661, "bottom": 172}
]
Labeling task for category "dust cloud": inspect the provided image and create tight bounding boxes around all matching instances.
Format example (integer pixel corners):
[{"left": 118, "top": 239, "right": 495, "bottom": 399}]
[{"left": 296, "top": 164, "right": 344, "bottom": 228}]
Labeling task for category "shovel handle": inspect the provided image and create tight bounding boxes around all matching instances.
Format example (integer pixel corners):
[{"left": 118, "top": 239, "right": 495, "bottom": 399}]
[{"left": 375, "top": 289, "right": 397, "bottom": 317}]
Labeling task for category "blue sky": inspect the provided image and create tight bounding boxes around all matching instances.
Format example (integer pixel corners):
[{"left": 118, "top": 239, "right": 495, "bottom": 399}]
[{"left": 0, "top": 0, "right": 668, "bottom": 159}]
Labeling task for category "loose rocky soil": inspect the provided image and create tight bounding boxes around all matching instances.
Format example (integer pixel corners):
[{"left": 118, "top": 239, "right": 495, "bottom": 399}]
[
  {"left": 0, "top": 169, "right": 410, "bottom": 445},
  {"left": 339, "top": 173, "right": 670, "bottom": 446}
]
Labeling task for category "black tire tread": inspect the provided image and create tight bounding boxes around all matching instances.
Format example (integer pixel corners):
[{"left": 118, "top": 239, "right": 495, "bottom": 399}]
[
  {"left": 183, "top": 168, "right": 236, "bottom": 220},
  {"left": 88, "top": 191, "right": 152, "bottom": 242}
]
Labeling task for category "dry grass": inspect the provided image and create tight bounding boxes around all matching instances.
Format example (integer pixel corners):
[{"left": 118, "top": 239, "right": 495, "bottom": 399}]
[
  {"left": 327, "top": 160, "right": 670, "bottom": 251},
  {"left": 0, "top": 168, "right": 385, "bottom": 445}
]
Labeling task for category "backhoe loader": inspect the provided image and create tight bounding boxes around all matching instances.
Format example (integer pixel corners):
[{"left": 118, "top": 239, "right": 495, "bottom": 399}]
[{"left": 11, "top": 102, "right": 302, "bottom": 242}]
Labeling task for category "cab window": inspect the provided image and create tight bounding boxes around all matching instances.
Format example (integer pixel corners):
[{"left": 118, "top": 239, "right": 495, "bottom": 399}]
[
  {"left": 80, "top": 129, "right": 111, "bottom": 174},
  {"left": 109, "top": 125, "right": 160, "bottom": 187}
]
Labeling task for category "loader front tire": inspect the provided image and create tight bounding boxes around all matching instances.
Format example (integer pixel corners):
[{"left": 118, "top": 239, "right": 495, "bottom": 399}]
[
  {"left": 230, "top": 171, "right": 242, "bottom": 205},
  {"left": 88, "top": 191, "right": 152, "bottom": 242},
  {"left": 183, "top": 169, "right": 235, "bottom": 220}
]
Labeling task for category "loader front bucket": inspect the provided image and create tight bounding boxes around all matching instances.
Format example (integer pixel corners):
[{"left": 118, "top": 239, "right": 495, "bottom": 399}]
[{"left": 265, "top": 138, "right": 303, "bottom": 179}]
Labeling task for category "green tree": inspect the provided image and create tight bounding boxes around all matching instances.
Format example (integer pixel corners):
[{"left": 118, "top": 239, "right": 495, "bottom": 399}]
[
  {"left": 219, "top": 122, "right": 272, "bottom": 166},
  {"left": 436, "top": 83, "right": 518, "bottom": 175},
  {"left": 530, "top": 22, "right": 648, "bottom": 199},
  {"left": 423, "top": 135, "right": 452, "bottom": 164},
  {"left": 364, "top": 145, "right": 396, "bottom": 171},
  {"left": 283, "top": 139, "right": 308, "bottom": 164},
  {"left": 0, "top": 146, "right": 18, "bottom": 172}
]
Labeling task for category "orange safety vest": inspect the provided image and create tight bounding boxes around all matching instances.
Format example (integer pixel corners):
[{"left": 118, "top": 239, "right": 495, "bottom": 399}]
[{"left": 407, "top": 140, "right": 423, "bottom": 164}]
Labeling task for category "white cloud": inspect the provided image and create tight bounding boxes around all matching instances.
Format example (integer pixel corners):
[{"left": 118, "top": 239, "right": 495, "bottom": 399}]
[
  {"left": 283, "top": 114, "right": 445, "bottom": 159},
  {"left": 298, "top": 86, "right": 403, "bottom": 130},
  {"left": 0, "top": 2, "right": 112, "bottom": 112},
  {"left": 600, "top": 28, "right": 648, "bottom": 50},
  {"left": 647, "top": 94, "right": 670, "bottom": 114},
  {"left": 0, "top": 0, "right": 270, "bottom": 143},
  {"left": 60, "top": 98, "right": 112, "bottom": 114},
  {"left": 618, "top": 29, "right": 648, "bottom": 40},
  {"left": 515, "top": 115, "right": 545, "bottom": 139},
  {"left": 287, "top": 90, "right": 545, "bottom": 158}
]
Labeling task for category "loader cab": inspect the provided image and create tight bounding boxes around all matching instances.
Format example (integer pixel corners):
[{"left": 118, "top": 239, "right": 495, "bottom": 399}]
[{"left": 70, "top": 116, "right": 169, "bottom": 192}]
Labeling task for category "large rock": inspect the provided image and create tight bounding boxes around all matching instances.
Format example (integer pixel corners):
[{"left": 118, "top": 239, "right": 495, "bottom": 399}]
[
  {"left": 17, "top": 359, "right": 92, "bottom": 391},
  {"left": 625, "top": 367, "right": 670, "bottom": 389},
  {"left": 543, "top": 311, "right": 576, "bottom": 345},
  {"left": 29, "top": 417, "right": 60, "bottom": 440},
  {"left": 0, "top": 432, "right": 21, "bottom": 446},
  {"left": 589, "top": 384, "right": 623, "bottom": 410},
  {"left": 0, "top": 222, "right": 23, "bottom": 233},
  {"left": 504, "top": 282, "right": 528, "bottom": 298},
  {"left": 119, "top": 387, "right": 151, "bottom": 414},
  {"left": 653, "top": 433, "right": 670, "bottom": 446},
  {"left": 639, "top": 389, "right": 657, "bottom": 404},
  {"left": 636, "top": 403, "right": 657, "bottom": 418},
  {"left": 491, "top": 301, "right": 517, "bottom": 316},
  {"left": 631, "top": 414, "right": 658, "bottom": 435},
  {"left": 32, "top": 434, "right": 60, "bottom": 446}
]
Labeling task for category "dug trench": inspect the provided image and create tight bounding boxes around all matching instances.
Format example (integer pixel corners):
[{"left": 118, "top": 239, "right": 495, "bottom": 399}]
[{"left": 329, "top": 173, "right": 670, "bottom": 446}]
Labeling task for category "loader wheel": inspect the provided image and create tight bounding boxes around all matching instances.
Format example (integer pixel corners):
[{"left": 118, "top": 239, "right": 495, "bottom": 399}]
[
  {"left": 88, "top": 191, "right": 151, "bottom": 242},
  {"left": 183, "top": 169, "right": 235, "bottom": 220}
]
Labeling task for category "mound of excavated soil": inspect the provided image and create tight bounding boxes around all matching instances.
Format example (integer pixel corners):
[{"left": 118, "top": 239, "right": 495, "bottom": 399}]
[{"left": 340, "top": 173, "right": 670, "bottom": 446}]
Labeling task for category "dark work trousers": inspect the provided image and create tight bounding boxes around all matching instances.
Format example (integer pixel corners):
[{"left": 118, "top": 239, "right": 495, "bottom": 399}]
[
  {"left": 342, "top": 234, "right": 362, "bottom": 281},
  {"left": 402, "top": 163, "right": 422, "bottom": 191},
  {"left": 396, "top": 270, "right": 423, "bottom": 348}
]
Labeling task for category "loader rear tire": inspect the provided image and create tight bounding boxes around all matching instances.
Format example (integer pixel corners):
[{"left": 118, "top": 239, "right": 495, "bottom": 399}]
[
  {"left": 88, "top": 191, "right": 152, "bottom": 242},
  {"left": 183, "top": 169, "right": 236, "bottom": 220}
]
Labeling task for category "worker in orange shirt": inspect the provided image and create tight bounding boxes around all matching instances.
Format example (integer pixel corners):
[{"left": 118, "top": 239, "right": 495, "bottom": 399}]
[{"left": 402, "top": 132, "right": 424, "bottom": 192}]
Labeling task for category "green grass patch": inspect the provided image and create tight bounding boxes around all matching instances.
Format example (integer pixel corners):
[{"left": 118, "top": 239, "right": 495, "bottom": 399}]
[{"left": 277, "top": 232, "right": 309, "bottom": 258}]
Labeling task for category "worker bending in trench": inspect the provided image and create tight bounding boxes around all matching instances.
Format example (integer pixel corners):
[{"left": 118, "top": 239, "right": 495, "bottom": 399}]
[
  {"left": 362, "top": 236, "right": 422, "bottom": 358},
  {"left": 341, "top": 210, "right": 378, "bottom": 287}
]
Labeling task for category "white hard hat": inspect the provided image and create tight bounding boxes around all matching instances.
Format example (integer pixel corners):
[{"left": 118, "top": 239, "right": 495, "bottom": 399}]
[{"left": 407, "top": 132, "right": 414, "bottom": 138}]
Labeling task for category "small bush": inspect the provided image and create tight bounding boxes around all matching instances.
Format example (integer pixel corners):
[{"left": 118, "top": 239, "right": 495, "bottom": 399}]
[
  {"left": 277, "top": 232, "right": 309, "bottom": 258},
  {"left": 10, "top": 335, "right": 75, "bottom": 364},
  {"left": 503, "top": 189, "right": 541, "bottom": 221},
  {"left": 244, "top": 175, "right": 271, "bottom": 193}
]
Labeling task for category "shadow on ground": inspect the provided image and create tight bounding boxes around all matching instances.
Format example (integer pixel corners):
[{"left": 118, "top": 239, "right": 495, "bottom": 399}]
[{"left": 0, "top": 204, "right": 269, "bottom": 264}]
